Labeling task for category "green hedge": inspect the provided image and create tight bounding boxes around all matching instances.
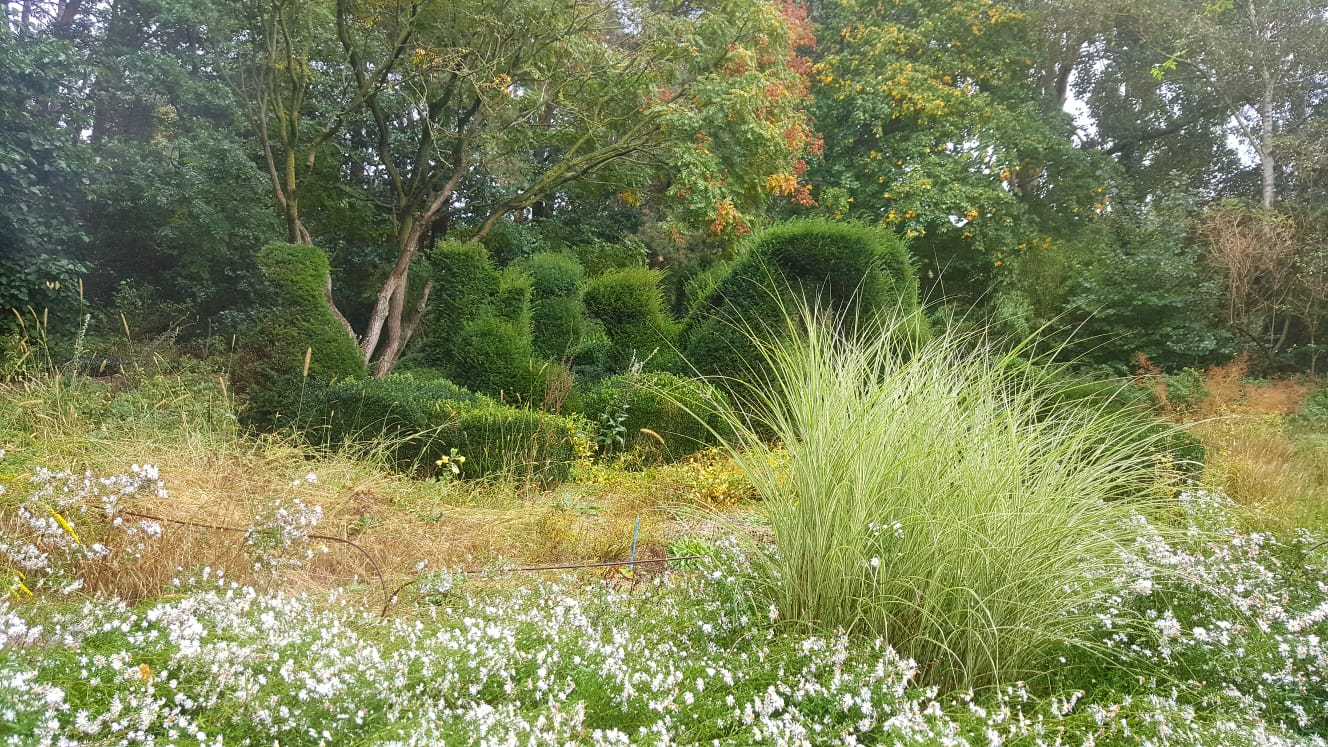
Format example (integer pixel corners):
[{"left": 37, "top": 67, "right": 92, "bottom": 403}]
[
  {"left": 582, "top": 267, "right": 680, "bottom": 373},
  {"left": 445, "top": 316, "right": 544, "bottom": 403},
  {"left": 494, "top": 270, "right": 534, "bottom": 327},
  {"left": 580, "top": 372, "right": 731, "bottom": 462},
  {"left": 518, "top": 252, "right": 584, "bottom": 300},
  {"left": 515, "top": 253, "right": 588, "bottom": 360},
  {"left": 244, "top": 244, "right": 367, "bottom": 427},
  {"left": 531, "top": 297, "right": 585, "bottom": 360},
  {"left": 292, "top": 373, "right": 582, "bottom": 482},
  {"left": 680, "top": 219, "right": 922, "bottom": 381},
  {"left": 424, "top": 241, "right": 501, "bottom": 346}
]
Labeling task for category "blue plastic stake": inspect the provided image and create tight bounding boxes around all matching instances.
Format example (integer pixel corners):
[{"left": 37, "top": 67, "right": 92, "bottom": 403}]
[{"left": 630, "top": 515, "right": 641, "bottom": 573}]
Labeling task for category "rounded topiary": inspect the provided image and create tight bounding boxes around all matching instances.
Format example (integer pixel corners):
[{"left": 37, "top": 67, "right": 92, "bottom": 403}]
[
  {"left": 518, "top": 252, "right": 585, "bottom": 300},
  {"left": 243, "top": 243, "right": 367, "bottom": 428},
  {"left": 582, "top": 267, "right": 681, "bottom": 373},
  {"left": 580, "top": 371, "right": 731, "bottom": 462},
  {"left": 680, "top": 219, "right": 922, "bottom": 381},
  {"left": 445, "top": 315, "right": 543, "bottom": 402},
  {"left": 428, "top": 241, "right": 501, "bottom": 331}
]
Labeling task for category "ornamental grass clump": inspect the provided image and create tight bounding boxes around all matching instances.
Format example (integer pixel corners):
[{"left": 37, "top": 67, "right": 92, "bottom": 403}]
[{"left": 716, "top": 305, "right": 1179, "bottom": 691}]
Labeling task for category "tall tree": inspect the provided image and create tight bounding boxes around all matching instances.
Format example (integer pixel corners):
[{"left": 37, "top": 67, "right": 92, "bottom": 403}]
[
  {"left": 228, "top": 0, "right": 817, "bottom": 375},
  {"left": 1124, "top": 0, "right": 1328, "bottom": 209},
  {"left": 809, "top": 0, "right": 1110, "bottom": 298}
]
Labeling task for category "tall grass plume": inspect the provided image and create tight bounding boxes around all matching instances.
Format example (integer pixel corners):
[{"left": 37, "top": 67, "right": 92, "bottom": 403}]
[{"left": 712, "top": 304, "right": 1180, "bottom": 690}]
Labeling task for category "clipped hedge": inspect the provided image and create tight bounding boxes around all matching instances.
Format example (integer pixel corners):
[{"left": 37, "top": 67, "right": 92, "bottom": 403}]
[
  {"left": 516, "top": 253, "right": 588, "bottom": 360},
  {"left": 445, "top": 316, "right": 544, "bottom": 403},
  {"left": 531, "top": 296, "right": 585, "bottom": 360},
  {"left": 680, "top": 219, "right": 922, "bottom": 381},
  {"left": 580, "top": 372, "right": 731, "bottom": 462},
  {"left": 252, "top": 243, "right": 366, "bottom": 382},
  {"left": 518, "top": 252, "right": 585, "bottom": 300},
  {"left": 426, "top": 241, "right": 501, "bottom": 337},
  {"left": 244, "top": 244, "right": 367, "bottom": 427},
  {"left": 582, "top": 267, "right": 680, "bottom": 373},
  {"left": 292, "top": 373, "right": 583, "bottom": 482}
]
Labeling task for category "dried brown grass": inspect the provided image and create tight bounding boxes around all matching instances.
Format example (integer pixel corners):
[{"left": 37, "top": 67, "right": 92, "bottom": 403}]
[{"left": 1143, "top": 355, "right": 1325, "bottom": 529}]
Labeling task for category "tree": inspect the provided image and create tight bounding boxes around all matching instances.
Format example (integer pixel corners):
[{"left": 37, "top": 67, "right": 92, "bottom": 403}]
[
  {"left": 228, "top": 0, "right": 818, "bottom": 375},
  {"left": 809, "top": 0, "right": 1111, "bottom": 300},
  {"left": 0, "top": 4, "right": 94, "bottom": 329},
  {"left": 1122, "top": 0, "right": 1328, "bottom": 209}
]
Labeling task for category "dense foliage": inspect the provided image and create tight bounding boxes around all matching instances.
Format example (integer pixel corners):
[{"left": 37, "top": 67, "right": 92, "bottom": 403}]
[{"left": 682, "top": 218, "right": 921, "bottom": 380}]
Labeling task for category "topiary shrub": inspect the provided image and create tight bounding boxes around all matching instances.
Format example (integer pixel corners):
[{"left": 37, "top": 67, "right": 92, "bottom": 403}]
[
  {"left": 582, "top": 267, "right": 680, "bottom": 373},
  {"left": 418, "top": 246, "right": 547, "bottom": 401},
  {"left": 290, "top": 373, "right": 582, "bottom": 482},
  {"left": 493, "top": 270, "right": 534, "bottom": 328},
  {"left": 570, "top": 238, "right": 647, "bottom": 275},
  {"left": 243, "top": 243, "right": 367, "bottom": 427},
  {"left": 445, "top": 399, "right": 583, "bottom": 482},
  {"left": 680, "top": 219, "right": 922, "bottom": 381},
  {"left": 531, "top": 296, "right": 585, "bottom": 360},
  {"left": 579, "top": 372, "right": 731, "bottom": 463},
  {"left": 429, "top": 240, "right": 501, "bottom": 326},
  {"left": 517, "top": 252, "right": 584, "bottom": 300},
  {"left": 290, "top": 373, "right": 479, "bottom": 467},
  {"left": 445, "top": 316, "right": 544, "bottom": 403},
  {"left": 252, "top": 243, "right": 366, "bottom": 381},
  {"left": 512, "top": 252, "right": 588, "bottom": 360}
]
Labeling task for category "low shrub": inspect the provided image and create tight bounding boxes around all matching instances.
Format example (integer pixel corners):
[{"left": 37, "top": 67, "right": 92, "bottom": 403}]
[
  {"left": 291, "top": 373, "right": 581, "bottom": 482},
  {"left": 713, "top": 303, "right": 1177, "bottom": 691},
  {"left": 580, "top": 372, "right": 730, "bottom": 462}
]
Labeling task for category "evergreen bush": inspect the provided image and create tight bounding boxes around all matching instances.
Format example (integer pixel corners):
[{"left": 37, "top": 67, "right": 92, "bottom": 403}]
[
  {"left": 680, "top": 219, "right": 922, "bottom": 380},
  {"left": 493, "top": 270, "right": 534, "bottom": 327},
  {"left": 292, "top": 373, "right": 581, "bottom": 482},
  {"left": 445, "top": 316, "right": 544, "bottom": 403},
  {"left": 427, "top": 241, "right": 501, "bottom": 334},
  {"left": 582, "top": 267, "right": 680, "bottom": 373},
  {"left": 480, "top": 219, "right": 544, "bottom": 267},
  {"left": 518, "top": 252, "right": 584, "bottom": 300},
  {"left": 243, "top": 243, "right": 366, "bottom": 427},
  {"left": 531, "top": 297, "right": 585, "bottom": 360},
  {"left": 580, "top": 372, "right": 731, "bottom": 462}
]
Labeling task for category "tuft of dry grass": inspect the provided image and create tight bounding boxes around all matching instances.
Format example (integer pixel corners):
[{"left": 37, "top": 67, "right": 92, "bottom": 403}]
[
  {"left": 0, "top": 357, "right": 726, "bottom": 606},
  {"left": 1140, "top": 355, "right": 1326, "bottom": 530}
]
